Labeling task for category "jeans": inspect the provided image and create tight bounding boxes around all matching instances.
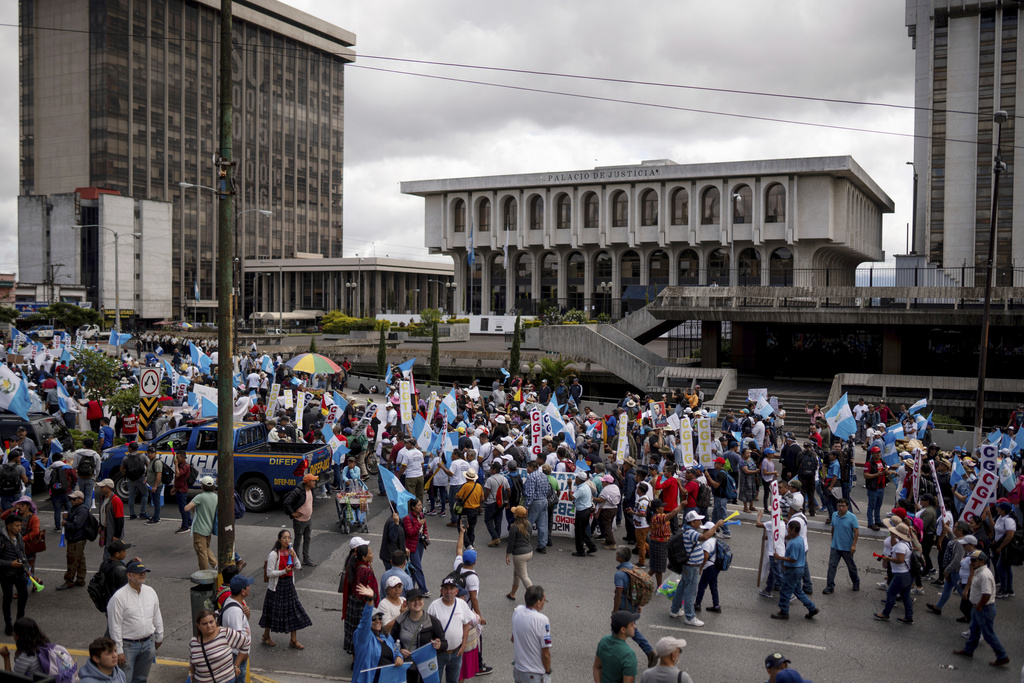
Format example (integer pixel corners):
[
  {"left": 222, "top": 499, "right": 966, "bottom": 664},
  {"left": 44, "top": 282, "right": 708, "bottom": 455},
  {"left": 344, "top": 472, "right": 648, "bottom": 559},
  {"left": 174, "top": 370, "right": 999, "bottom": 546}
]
[
  {"left": 148, "top": 488, "right": 161, "bottom": 522},
  {"left": 825, "top": 548, "right": 859, "bottom": 590},
  {"left": 527, "top": 499, "right": 548, "bottom": 549},
  {"left": 484, "top": 502, "right": 503, "bottom": 541},
  {"left": 712, "top": 497, "right": 730, "bottom": 536},
  {"left": 436, "top": 650, "right": 462, "bottom": 683},
  {"left": 461, "top": 507, "right": 479, "bottom": 546},
  {"left": 799, "top": 477, "right": 816, "bottom": 514},
  {"left": 78, "top": 478, "right": 96, "bottom": 508},
  {"left": 51, "top": 494, "right": 71, "bottom": 530},
  {"left": 234, "top": 659, "right": 247, "bottom": 683},
  {"left": 995, "top": 551, "right": 1014, "bottom": 593},
  {"left": 176, "top": 491, "right": 192, "bottom": 529},
  {"left": 0, "top": 496, "right": 15, "bottom": 512},
  {"left": 409, "top": 542, "right": 427, "bottom": 592},
  {"left": 574, "top": 509, "right": 596, "bottom": 554},
  {"left": 696, "top": 564, "right": 721, "bottom": 608},
  {"left": 431, "top": 485, "right": 448, "bottom": 514},
  {"left": 332, "top": 463, "right": 342, "bottom": 490},
  {"left": 0, "top": 574, "right": 27, "bottom": 628},
  {"left": 962, "top": 604, "right": 1007, "bottom": 659},
  {"left": 881, "top": 572, "right": 914, "bottom": 619},
  {"left": 449, "top": 485, "right": 463, "bottom": 524},
  {"left": 935, "top": 578, "right": 961, "bottom": 609},
  {"left": 121, "top": 636, "right": 155, "bottom": 683},
  {"left": 292, "top": 518, "right": 312, "bottom": 562},
  {"left": 628, "top": 611, "right": 652, "bottom": 655},
  {"left": 866, "top": 488, "right": 884, "bottom": 527},
  {"left": 127, "top": 478, "right": 149, "bottom": 517},
  {"left": 670, "top": 565, "right": 700, "bottom": 619},
  {"left": 764, "top": 557, "right": 783, "bottom": 592},
  {"left": 779, "top": 567, "right": 815, "bottom": 615}
]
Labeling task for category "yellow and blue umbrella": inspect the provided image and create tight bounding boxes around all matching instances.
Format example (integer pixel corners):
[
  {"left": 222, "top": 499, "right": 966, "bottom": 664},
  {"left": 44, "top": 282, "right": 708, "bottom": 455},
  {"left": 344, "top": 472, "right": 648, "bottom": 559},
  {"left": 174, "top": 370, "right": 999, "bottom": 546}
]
[{"left": 284, "top": 353, "right": 341, "bottom": 375}]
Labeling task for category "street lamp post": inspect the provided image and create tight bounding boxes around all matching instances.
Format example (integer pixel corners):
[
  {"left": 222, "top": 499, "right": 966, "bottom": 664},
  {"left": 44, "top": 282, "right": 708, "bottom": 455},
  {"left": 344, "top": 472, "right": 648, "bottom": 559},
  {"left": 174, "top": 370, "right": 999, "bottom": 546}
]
[
  {"left": 975, "top": 110, "right": 1008, "bottom": 445},
  {"left": 345, "top": 281, "right": 357, "bottom": 316},
  {"left": 906, "top": 161, "right": 918, "bottom": 255},
  {"left": 598, "top": 281, "right": 612, "bottom": 317},
  {"left": 73, "top": 225, "right": 141, "bottom": 333}
]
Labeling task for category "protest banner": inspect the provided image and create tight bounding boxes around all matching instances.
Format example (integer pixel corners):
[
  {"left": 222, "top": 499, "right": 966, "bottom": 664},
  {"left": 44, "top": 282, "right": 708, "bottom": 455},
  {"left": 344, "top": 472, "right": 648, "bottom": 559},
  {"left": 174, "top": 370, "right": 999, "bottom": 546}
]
[
  {"left": 930, "top": 466, "right": 948, "bottom": 521},
  {"left": 770, "top": 479, "right": 785, "bottom": 555},
  {"left": 616, "top": 412, "right": 628, "bottom": 463},
  {"left": 530, "top": 409, "right": 543, "bottom": 458},
  {"left": 650, "top": 401, "right": 669, "bottom": 429},
  {"left": 696, "top": 417, "right": 714, "bottom": 468},
  {"left": 295, "top": 391, "right": 306, "bottom": 430},
  {"left": 747, "top": 388, "right": 768, "bottom": 402},
  {"left": 268, "top": 382, "right": 280, "bottom": 406},
  {"left": 960, "top": 444, "right": 997, "bottom": 522},
  {"left": 912, "top": 448, "right": 922, "bottom": 503},
  {"left": 679, "top": 417, "right": 695, "bottom": 468},
  {"left": 399, "top": 380, "right": 413, "bottom": 426},
  {"left": 283, "top": 390, "right": 293, "bottom": 409},
  {"left": 519, "top": 468, "right": 576, "bottom": 538}
]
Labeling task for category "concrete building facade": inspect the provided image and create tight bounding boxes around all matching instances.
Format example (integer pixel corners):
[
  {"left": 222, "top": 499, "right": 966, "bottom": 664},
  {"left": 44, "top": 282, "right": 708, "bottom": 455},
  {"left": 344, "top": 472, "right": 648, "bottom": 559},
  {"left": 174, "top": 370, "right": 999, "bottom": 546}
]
[
  {"left": 907, "top": 0, "right": 1024, "bottom": 283},
  {"left": 403, "top": 157, "right": 893, "bottom": 317},
  {"left": 19, "top": 0, "right": 356, "bottom": 319}
]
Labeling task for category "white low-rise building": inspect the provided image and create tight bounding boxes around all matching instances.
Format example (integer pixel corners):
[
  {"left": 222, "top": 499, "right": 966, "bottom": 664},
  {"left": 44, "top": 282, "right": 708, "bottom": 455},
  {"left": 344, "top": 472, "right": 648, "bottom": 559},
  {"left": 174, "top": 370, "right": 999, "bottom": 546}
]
[{"left": 402, "top": 156, "right": 894, "bottom": 317}]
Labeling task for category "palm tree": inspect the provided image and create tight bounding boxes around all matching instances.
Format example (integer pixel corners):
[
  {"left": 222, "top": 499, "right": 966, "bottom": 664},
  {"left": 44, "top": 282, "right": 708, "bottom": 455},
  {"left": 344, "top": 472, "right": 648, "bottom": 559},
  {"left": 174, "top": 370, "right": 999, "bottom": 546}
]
[{"left": 538, "top": 355, "right": 576, "bottom": 387}]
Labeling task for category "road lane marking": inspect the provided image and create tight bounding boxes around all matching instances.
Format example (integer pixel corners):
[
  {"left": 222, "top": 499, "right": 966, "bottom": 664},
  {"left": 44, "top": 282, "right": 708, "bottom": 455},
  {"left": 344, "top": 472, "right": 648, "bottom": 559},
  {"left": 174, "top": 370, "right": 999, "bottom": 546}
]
[
  {"left": 648, "top": 624, "right": 827, "bottom": 651},
  {"left": 732, "top": 565, "right": 826, "bottom": 581},
  {"left": 297, "top": 587, "right": 344, "bottom": 596}
]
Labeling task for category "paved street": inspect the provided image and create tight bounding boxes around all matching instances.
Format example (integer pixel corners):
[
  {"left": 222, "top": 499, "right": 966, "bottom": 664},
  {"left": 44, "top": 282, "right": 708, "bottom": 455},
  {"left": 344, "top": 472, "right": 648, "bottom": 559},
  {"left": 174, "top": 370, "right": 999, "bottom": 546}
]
[{"left": 15, "top": 480, "right": 1023, "bottom": 683}]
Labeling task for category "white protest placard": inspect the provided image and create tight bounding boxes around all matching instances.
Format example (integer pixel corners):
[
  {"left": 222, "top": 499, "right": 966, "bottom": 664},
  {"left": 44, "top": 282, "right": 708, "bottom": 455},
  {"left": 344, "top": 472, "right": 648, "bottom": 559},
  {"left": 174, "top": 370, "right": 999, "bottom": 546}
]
[
  {"left": 679, "top": 416, "right": 695, "bottom": 468},
  {"left": 283, "top": 390, "right": 293, "bottom": 409},
  {"left": 770, "top": 479, "right": 785, "bottom": 556},
  {"left": 616, "top": 413, "right": 628, "bottom": 463},
  {"left": 268, "top": 382, "right": 281, "bottom": 406},
  {"left": 912, "top": 448, "right": 922, "bottom": 503},
  {"left": 696, "top": 417, "right": 714, "bottom": 468},
  {"left": 960, "top": 444, "right": 997, "bottom": 522},
  {"left": 530, "top": 409, "right": 543, "bottom": 458},
  {"left": 426, "top": 392, "right": 438, "bottom": 422},
  {"left": 467, "top": 386, "right": 480, "bottom": 401},
  {"left": 747, "top": 388, "right": 768, "bottom": 403},
  {"left": 518, "top": 468, "right": 577, "bottom": 538},
  {"left": 295, "top": 391, "right": 306, "bottom": 430},
  {"left": 930, "top": 467, "right": 948, "bottom": 521},
  {"left": 399, "top": 380, "right": 413, "bottom": 425},
  {"left": 193, "top": 384, "right": 217, "bottom": 403},
  {"left": 326, "top": 403, "right": 341, "bottom": 425}
]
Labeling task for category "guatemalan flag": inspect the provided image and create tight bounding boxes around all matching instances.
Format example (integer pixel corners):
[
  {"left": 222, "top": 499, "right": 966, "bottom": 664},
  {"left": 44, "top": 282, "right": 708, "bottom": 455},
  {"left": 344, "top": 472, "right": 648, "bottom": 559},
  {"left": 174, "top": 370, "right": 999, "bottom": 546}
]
[
  {"left": 824, "top": 393, "right": 857, "bottom": 440},
  {"left": 907, "top": 398, "right": 927, "bottom": 416},
  {"left": 439, "top": 390, "right": 458, "bottom": 424}
]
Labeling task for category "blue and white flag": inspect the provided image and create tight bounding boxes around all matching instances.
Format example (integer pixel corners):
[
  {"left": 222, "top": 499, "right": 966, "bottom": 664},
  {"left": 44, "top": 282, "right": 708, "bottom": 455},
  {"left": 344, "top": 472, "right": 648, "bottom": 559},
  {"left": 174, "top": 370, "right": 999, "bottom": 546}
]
[
  {"left": 544, "top": 400, "right": 575, "bottom": 449},
  {"left": 998, "top": 457, "right": 1016, "bottom": 491},
  {"left": 189, "top": 342, "right": 212, "bottom": 373},
  {"left": 824, "top": 393, "right": 857, "bottom": 440},
  {"left": 413, "top": 413, "right": 433, "bottom": 451},
  {"left": 915, "top": 412, "right": 929, "bottom": 435},
  {"left": 56, "top": 381, "right": 79, "bottom": 413},
  {"left": 755, "top": 396, "right": 774, "bottom": 419},
  {"left": 59, "top": 347, "right": 71, "bottom": 364},
  {"left": 200, "top": 397, "right": 218, "bottom": 419},
  {"left": 380, "top": 467, "right": 417, "bottom": 518},
  {"left": 988, "top": 429, "right": 1003, "bottom": 445},
  {"left": 409, "top": 643, "right": 441, "bottom": 683},
  {"left": 950, "top": 455, "right": 966, "bottom": 485},
  {"left": 0, "top": 367, "right": 32, "bottom": 421},
  {"left": 50, "top": 437, "right": 63, "bottom": 456},
  {"left": 194, "top": 279, "right": 201, "bottom": 302},
  {"left": 108, "top": 329, "right": 131, "bottom": 347},
  {"left": 500, "top": 367, "right": 510, "bottom": 384},
  {"left": 398, "top": 358, "right": 416, "bottom": 378},
  {"left": 907, "top": 398, "right": 927, "bottom": 416},
  {"left": 333, "top": 392, "right": 348, "bottom": 415},
  {"left": 384, "top": 364, "right": 393, "bottom": 386},
  {"left": 155, "top": 345, "right": 163, "bottom": 356},
  {"left": 261, "top": 355, "right": 273, "bottom": 373},
  {"left": 439, "top": 390, "right": 458, "bottom": 424},
  {"left": 321, "top": 423, "right": 350, "bottom": 464}
]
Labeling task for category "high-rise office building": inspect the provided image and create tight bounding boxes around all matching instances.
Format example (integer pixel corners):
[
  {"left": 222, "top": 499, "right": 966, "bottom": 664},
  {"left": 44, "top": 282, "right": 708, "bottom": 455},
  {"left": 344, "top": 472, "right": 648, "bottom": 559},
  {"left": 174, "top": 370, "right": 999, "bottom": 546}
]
[
  {"left": 19, "top": 0, "right": 356, "bottom": 320},
  {"left": 907, "top": 0, "right": 1024, "bottom": 284}
]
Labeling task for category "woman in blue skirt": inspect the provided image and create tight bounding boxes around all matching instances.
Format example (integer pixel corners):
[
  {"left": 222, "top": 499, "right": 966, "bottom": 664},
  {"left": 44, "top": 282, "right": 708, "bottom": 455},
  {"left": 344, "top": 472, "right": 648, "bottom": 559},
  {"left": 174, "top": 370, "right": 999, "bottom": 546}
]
[{"left": 259, "top": 529, "right": 313, "bottom": 649}]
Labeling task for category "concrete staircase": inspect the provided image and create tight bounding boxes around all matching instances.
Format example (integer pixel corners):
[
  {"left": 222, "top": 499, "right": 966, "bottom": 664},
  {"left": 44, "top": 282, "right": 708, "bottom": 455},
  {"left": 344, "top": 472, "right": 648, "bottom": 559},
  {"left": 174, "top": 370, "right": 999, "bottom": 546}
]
[
  {"left": 611, "top": 305, "right": 680, "bottom": 344},
  {"left": 539, "top": 323, "right": 670, "bottom": 391},
  {"left": 716, "top": 380, "right": 831, "bottom": 437}
]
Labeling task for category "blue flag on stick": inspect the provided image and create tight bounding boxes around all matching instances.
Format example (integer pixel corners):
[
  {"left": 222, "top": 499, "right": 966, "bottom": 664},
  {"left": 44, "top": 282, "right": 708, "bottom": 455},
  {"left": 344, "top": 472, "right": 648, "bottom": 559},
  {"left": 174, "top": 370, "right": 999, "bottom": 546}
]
[{"left": 380, "top": 467, "right": 417, "bottom": 518}]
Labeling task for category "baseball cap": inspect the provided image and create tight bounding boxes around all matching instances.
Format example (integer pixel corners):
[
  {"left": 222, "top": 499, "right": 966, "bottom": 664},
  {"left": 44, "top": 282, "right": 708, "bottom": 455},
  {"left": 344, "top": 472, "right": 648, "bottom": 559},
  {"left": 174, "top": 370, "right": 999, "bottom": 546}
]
[
  {"left": 348, "top": 536, "right": 370, "bottom": 550},
  {"left": 462, "top": 549, "right": 478, "bottom": 564},
  {"left": 405, "top": 588, "right": 425, "bottom": 600},
  {"left": 765, "top": 652, "right": 791, "bottom": 669},
  {"left": 957, "top": 535, "right": 978, "bottom": 546},
  {"left": 107, "top": 539, "right": 132, "bottom": 553},
  {"left": 441, "top": 576, "right": 459, "bottom": 587},
  {"left": 713, "top": 457, "right": 726, "bottom": 464},
  {"left": 125, "top": 561, "right": 151, "bottom": 574},
  {"left": 68, "top": 490, "right": 85, "bottom": 500},
  {"left": 229, "top": 575, "right": 255, "bottom": 593},
  {"left": 97, "top": 478, "right": 116, "bottom": 489},
  {"left": 385, "top": 575, "right": 404, "bottom": 590},
  {"left": 653, "top": 636, "right": 687, "bottom": 657},
  {"left": 684, "top": 511, "right": 705, "bottom": 523},
  {"left": 610, "top": 610, "right": 639, "bottom": 631},
  {"left": 200, "top": 475, "right": 215, "bottom": 486},
  {"left": 969, "top": 550, "right": 989, "bottom": 563}
]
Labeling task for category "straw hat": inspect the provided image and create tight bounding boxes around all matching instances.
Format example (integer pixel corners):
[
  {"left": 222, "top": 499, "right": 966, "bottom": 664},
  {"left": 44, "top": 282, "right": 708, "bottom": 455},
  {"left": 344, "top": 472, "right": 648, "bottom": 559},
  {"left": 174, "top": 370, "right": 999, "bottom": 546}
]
[{"left": 883, "top": 518, "right": 913, "bottom": 542}]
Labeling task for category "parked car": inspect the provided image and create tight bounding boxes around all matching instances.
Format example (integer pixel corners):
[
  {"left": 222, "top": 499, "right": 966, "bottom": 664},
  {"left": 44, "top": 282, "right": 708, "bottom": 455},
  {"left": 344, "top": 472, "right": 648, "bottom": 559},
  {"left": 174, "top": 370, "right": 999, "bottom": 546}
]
[
  {"left": 0, "top": 412, "right": 76, "bottom": 494},
  {"left": 76, "top": 324, "right": 102, "bottom": 340},
  {"left": 25, "top": 325, "right": 54, "bottom": 340}
]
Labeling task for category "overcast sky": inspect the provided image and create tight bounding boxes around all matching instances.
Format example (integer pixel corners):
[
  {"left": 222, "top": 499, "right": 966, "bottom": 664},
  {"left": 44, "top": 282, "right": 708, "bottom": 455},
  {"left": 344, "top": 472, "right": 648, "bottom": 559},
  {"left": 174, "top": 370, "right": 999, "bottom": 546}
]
[{"left": 0, "top": 0, "right": 917, "bottom": 272}]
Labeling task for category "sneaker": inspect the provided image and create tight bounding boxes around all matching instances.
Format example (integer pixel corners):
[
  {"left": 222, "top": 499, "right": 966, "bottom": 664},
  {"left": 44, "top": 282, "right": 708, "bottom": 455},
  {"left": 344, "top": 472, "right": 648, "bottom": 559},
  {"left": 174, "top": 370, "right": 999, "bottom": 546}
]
[
  {"left": 876, "top": 581, "right": 888, "bottom": 590},
  {"left": 146, "top": 519, "right": 159, "bottom": 525},
  {"left": 706, "top": 606, "right": 721, "bottom": 613},
  {"left": 926, "top": 604, "right": 942, "bottom": 615},
  {"left": 477, "top": 665, "right": 494, "bottom": 676},
  {"left": 683, "top": 617, "right": 704, "bottom": 627},
  {"left": 536, "top": 547, "right": 547, "bottom": 554},
  {"left": 668, "top": 610, "right": 682, "bottom": 619},
  {"left": 790, "top": 596, "right": 797, "bottom": 603},
  {"left": 770, "top": 612, "right": 789, "bottom": 620},
  {"left": 911, "top": 587, "right": 925, "bottom": 595},
  {"left": 129, "top": 515, "right": 138, "bottom": 520},
  {"left": 175, "top": 527, "right": 190, "bottom": 534},
  {"left": 852, "top": 585, "right": 860, "bottom": 592},
  {"left": 822, "top": 588, "right": 834, "bottom": 595},
  {"left": 995, "top": 591, "right": 1008, "bottom": 599},
  {"left": 693, "top": 605, "right": 701, "bottom": 612},
  {"left": 757, "top": 590, "right": 773, "bottom": 598},
  {"left": 961, "top": 630, "right": 971, "bottom": 639},
  {"left": 805, "top": 608, "right": 820, "bottom": 619}
]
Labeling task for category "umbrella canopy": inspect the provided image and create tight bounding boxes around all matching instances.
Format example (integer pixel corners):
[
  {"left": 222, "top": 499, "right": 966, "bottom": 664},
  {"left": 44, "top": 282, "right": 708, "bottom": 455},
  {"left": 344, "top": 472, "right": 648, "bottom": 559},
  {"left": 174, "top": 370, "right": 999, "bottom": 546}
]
[
  {"left": 177, "top": 322, "right": 193, "bottom": 329},
  {"left": 284, "top": 353, "right": 341, "bottom": 375}
]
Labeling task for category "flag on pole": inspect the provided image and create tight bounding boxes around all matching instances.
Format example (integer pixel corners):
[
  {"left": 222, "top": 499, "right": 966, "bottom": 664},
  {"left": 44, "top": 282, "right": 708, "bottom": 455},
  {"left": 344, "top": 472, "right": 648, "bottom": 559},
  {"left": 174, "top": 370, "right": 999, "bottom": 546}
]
[
  {"left": 409, "top": 643, "right": 441, "bottom": 683},
  {"left": 755, "top": 396, "right": 774, "bottom": 419},
  {"left": 467, "top": 214, "right": 475, "bottom": 267},
  {"left": 201, "top": 397, "right": 218, "bottom": 418},
  {"left": 907, "top": 398, "right": 927, "bottom": 415},
  {"left": 950, "top": 455, "right": 965, "bottom": 485},
  {"left": 439, "top": 390, "right": 458, "bottom": 424},
  {"left": 194, "top": 279, "right": 201, "bottom": 302},
  {"left": 824, "top": 393, "right": 857, "bottom": 440},
  {"left": 0, "top": 367, "right": 33, "bottom": 421},
  {"left": 379, "top": 467, "right": 417, "bottom": 518}
]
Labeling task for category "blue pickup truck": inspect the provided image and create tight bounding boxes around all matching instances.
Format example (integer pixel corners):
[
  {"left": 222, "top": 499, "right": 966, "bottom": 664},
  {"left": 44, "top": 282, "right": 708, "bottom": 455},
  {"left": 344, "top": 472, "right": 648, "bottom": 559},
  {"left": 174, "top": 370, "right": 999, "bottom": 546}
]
[{"left": 99, "top": 419, "right": 333, "bottom": 512}]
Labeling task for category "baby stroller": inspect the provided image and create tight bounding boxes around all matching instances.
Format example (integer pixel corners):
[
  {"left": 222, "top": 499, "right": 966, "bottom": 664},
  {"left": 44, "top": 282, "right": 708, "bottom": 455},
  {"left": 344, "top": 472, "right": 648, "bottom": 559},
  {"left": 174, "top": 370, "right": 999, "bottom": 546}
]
[{"left": 336, "top": 479, "right": 372, "bottom": 534}]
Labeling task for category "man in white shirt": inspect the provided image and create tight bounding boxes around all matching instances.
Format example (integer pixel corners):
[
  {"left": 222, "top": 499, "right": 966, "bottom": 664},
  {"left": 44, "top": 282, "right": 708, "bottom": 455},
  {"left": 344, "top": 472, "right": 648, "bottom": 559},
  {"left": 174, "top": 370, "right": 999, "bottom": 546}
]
[
  {"left": 446, "top": 452, "right": 471, "bottom": 526},
  {"left": 426, "top": 576, "right": 472, "bottom": 681},
  {"left": 477, "top": 433, "right": 494, "bottom": 470},
  {"left": 511, "top": 585, "right": 551, "bottom": 681},
  {"left": 397, "top": 437, "right": 426, "bottom": 504},
  {"left": 221, "top": 575, "right": 253, "bottom": 683},
  {"left": 246, "top": 371, "right": 261, "bottom": 390},
  {"left": 107, "top": 561, "right": 163, "bottom": 683}
]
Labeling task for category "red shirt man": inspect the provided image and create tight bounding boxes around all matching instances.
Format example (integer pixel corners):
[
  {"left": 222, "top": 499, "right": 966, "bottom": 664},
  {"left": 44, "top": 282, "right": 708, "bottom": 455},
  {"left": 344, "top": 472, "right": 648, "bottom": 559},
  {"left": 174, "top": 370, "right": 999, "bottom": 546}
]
[
  {"left": 682, "top": 470, "right": 699, "bottom": 509},
  {"left": 654, "top": 466, "right": 681, "bottom": 511}
]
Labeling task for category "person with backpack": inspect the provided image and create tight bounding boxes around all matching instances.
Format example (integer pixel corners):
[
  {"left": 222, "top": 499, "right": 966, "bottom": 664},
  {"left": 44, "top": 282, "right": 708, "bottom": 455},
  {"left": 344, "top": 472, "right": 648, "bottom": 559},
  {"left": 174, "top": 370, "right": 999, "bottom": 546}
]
[
  {"left": 73, "top": 438, "right": 101, "bottom": 509},
  {"left": 56, "top": 490, "right": 92, "bottom": 591},
  {"left": 172, "top": 450, "right": 194, "bottom": 534},
  {"left": 281, "top": 474, "right": 318, "bottom": 568},
  {"left": 707, "top": 458, "right": 734, "bottom": 539},
  {"left": 693, "top": 520, "right": 722, "bottom": 614},
  {"left": 219, "top": 575, "right": 254, "bottom": 683},
  {"left": 482, "top": 461, "right": 509, "bottom": 547},
  {"left": 96, "top": 479, "right": 125, "bottom": 561},
  {"left": 0, "top": 617, "right": 78, "bottom": 682},
  {"left": 668, "top": 511, "right": 725, "bottom": 627},
  {"left": 2, "top": 498, "right": 43, "bottom": 575},
  {"left": 611, "top": 546, "right": 658, "bottom": 668},
  {"left": 874, "top": 521, "right": 915, "bottom": 624},
  {"left": 44, "top": 459, "right": 75, "bottom": 533},
  {"left": 89, "top": 539, "right": 133, "bottom": 615},
  {"left": 0, "top": 451, "right": 28, "bottom": 512},
  {"left": 119, "top": 443, "right": 150, "bottom": 521},
  {"left": 795, "top": 445, "right": 819, "bottom": 516},
  {"left": 450, "top": 527, "right": 493, "bottom": 677},
  {"left": 142, "top": 446, "right": 164, "bottom": 526}
]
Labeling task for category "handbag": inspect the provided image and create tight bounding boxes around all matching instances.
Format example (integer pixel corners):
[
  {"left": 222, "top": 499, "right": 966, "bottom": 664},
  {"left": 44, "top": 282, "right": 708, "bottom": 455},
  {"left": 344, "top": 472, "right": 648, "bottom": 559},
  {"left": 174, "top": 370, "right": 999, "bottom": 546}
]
[
  {"left": 452, "top": 483, "right": 479, "bottom": 516},
  {"left": 24, "top": 528, "right": 45, "bottom": 556}
]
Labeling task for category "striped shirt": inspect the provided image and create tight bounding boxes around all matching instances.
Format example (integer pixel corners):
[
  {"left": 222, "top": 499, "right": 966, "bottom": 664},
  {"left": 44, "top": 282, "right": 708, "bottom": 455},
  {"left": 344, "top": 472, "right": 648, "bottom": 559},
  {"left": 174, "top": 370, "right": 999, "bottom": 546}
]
[
  {"left": 189, "top": 628, "right": 250, "bottom": 683},
  {"left": 524, "top": 469, "right": 549, "bottom": 503},
  {"left": 682, "top": 527, "right": 704, "bottom": 566}
]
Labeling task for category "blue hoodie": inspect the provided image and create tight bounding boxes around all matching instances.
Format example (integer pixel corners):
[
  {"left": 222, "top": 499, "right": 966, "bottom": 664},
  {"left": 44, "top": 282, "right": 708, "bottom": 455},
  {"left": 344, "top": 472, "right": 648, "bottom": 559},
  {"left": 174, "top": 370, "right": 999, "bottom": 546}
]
[{"left": 78, "top": 660, "right": 126, "bottom": 683}]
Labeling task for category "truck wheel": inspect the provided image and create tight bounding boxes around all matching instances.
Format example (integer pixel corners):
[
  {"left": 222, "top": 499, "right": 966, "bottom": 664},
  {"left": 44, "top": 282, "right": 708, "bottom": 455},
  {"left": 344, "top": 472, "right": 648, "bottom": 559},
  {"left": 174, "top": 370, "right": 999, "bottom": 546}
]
[
  {"left": 364, "top": 453, "right": 379, "bottom": 475},
  {"left": 113, "top": 473, "right": 131, "bottom": 502},
  {"left": 240, "top": 478, "right": 273, "bottom": 512}
]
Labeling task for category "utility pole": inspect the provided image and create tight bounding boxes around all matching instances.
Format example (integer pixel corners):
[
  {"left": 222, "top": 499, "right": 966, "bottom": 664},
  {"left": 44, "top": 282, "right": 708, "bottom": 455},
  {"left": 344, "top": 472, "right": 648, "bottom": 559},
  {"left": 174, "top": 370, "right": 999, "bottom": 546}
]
[{"left": 216, "top": 0, "right": 236, "bottom": 578}]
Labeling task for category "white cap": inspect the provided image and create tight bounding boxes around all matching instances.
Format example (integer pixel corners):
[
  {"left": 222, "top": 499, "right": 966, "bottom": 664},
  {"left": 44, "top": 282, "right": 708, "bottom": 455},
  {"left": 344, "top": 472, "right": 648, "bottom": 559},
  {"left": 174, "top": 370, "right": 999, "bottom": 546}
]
[
  {"left": 349, "top": 536, "right": 370, "bottom": 550},
  {"left": 684, "top": 511, "right": 705, "bottom": 523}
]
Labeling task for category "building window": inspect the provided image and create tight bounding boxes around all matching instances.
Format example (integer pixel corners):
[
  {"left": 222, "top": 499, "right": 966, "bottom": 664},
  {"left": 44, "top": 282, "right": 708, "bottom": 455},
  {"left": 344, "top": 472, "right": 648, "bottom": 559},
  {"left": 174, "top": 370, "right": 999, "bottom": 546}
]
[
  {"left": 701, "top": 187, "right": 720, "bottom": 225},
  {"left": 738, "top": 247, "right": 760, "bottom": 285},
  {"left": 621, "top": 250, "right": 640, "bottom": 280},
  {"left": 732, "top": 185, "right": 752, "bottom": 224},
  {"left": 640, "top": 189, "right": 658, "bottom": 226},
  {"left": 594, "top": 251, "right": 613, "bottom": 279},
  {"left": 555, "top": 194, "right": 571, "bottom": 230},
  {"left": 765, "top": 183, "right": 786, "bottom": 223},
  {"left": 612, "top": 191, "right": 628, "bottom": 227},
  {"left": 503, "top": 197, "right": 517, "bottom": 230},
  {"left": 770, "top": 247, "right": 793, "bottom": 285},
  {"left": 670, "top": 187, "right": 688, "bottom": 226},
  {"left": 529, "top": 195, "right": 544, "bottom": 230},
  {"left": 678, "top": 249, "right": 699, "bottom": 285},
  {"left": 584, "top": 192, "right": 599, "bottom": 228},
  {"left": 453, "top": 199, "right": 466, "bottom": 232},
  {"left": 708, "top": 248, "right": 729, "bottom": 285},
  {"left": 649, "top": 249, "right": 669, "bottom": 283},
  {"left": 478, "top": 198, "right": 490, "bottom": 231}
]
